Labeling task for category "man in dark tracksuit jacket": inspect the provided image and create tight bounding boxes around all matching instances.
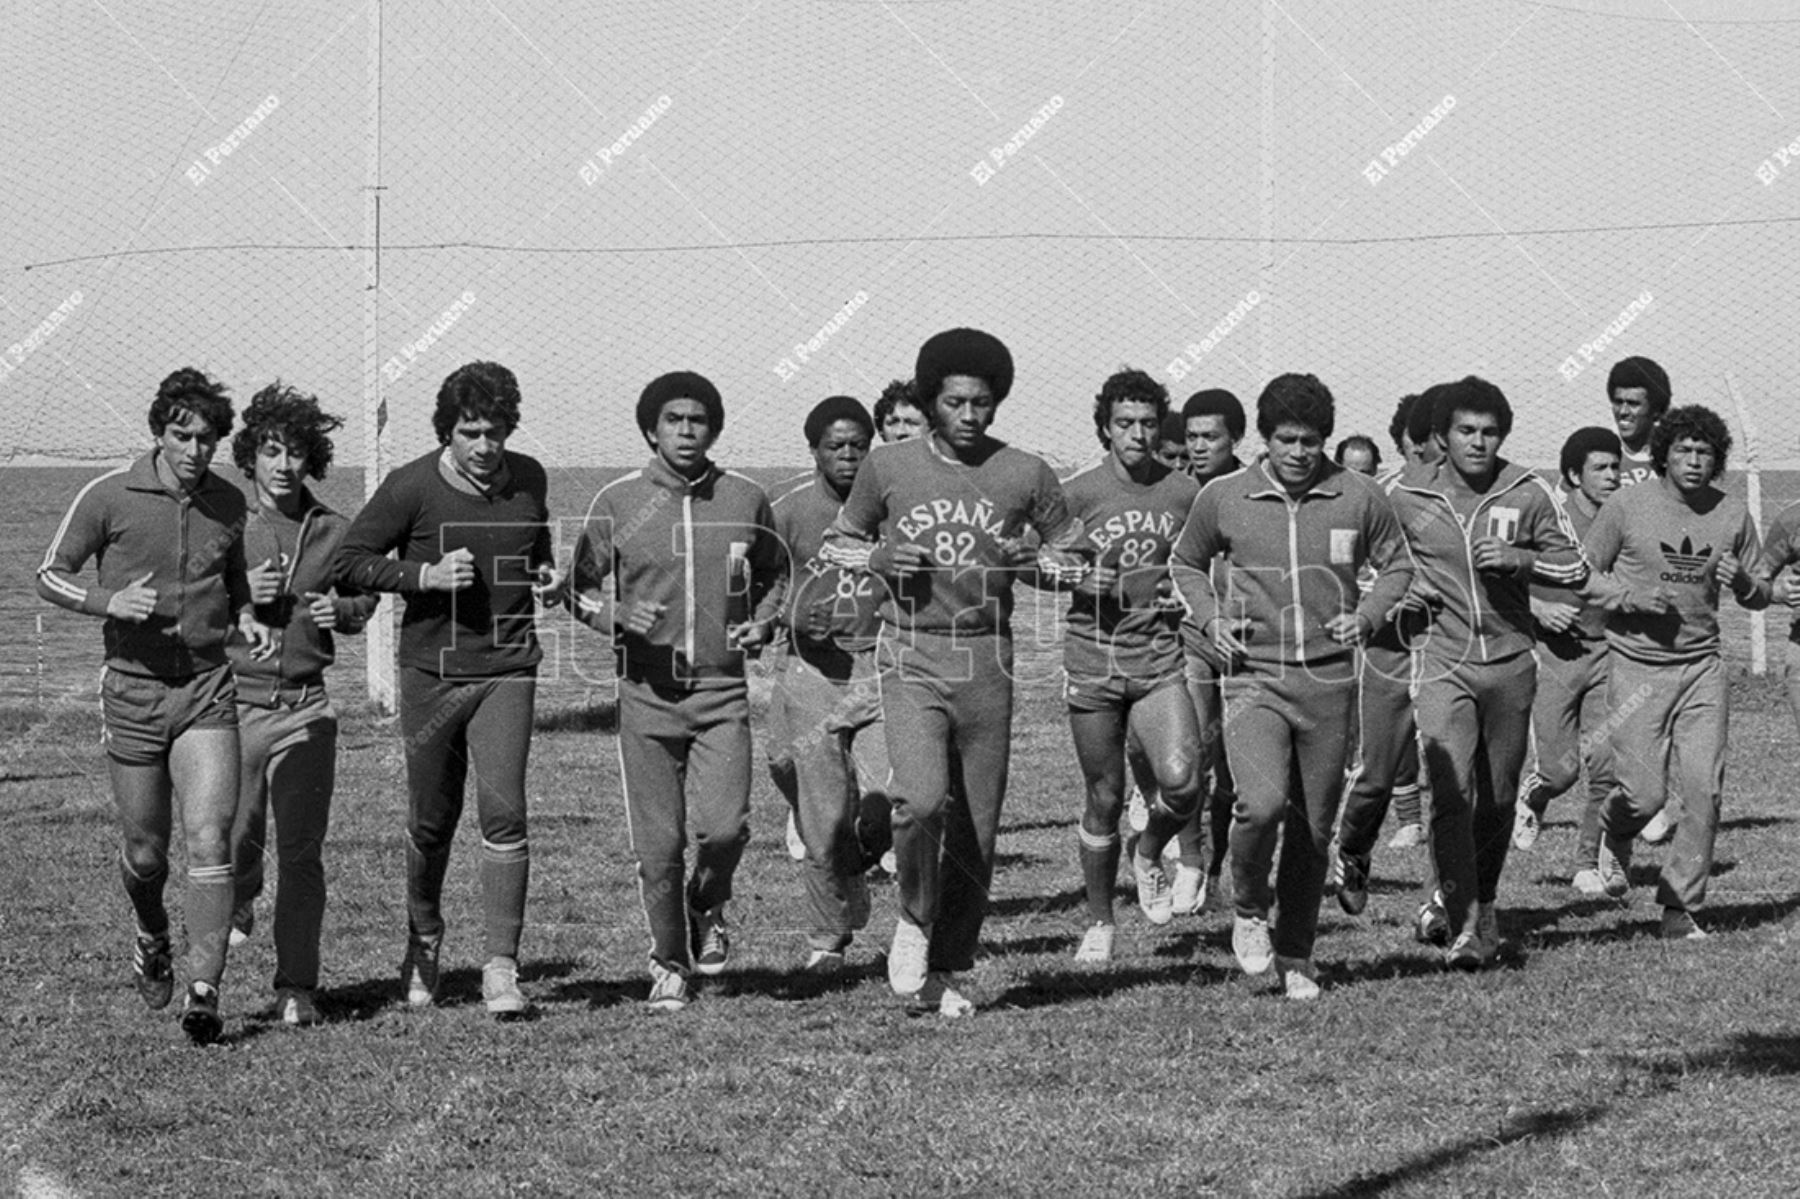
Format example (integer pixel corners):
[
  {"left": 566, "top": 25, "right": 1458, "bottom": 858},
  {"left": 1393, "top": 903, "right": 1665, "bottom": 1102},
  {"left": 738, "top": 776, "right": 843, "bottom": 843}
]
[
  {"left": 333, "top": 361, "right": 553, "bottom": 1019},
  {"left": 1386, "top": 377, "right": 1587, "bottom": 970},
  {"left": 566, "top": 371, "right": 784, "bottom": 1012},
  {"left": 825, "top": 328, "right": 1080, "bottom": 1018},
  {"left": 1172, "top": 373, "right": 1413, "bottom": 1000}
]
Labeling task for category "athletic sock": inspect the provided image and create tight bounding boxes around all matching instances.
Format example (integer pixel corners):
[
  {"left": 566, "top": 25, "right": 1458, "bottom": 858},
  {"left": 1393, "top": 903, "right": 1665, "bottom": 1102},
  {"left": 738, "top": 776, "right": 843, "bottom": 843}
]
[
  {"left": 481, "top": 838, "right": 529, "bottom": 961},
  {"left": 184, "top": 863, "right": 235, "bottom": 988},
  {"left": 120, "top": 852, "right": 170, "bottom": 939},
  {"left": 405, "top": 835, "right": 452, "bottom": 942},
  {"left": 1395, "top": 783, "right": 1423, "bottom": 826},
  {"left": 1077, "top": 826, "right": 1120, "bottom": 924}
]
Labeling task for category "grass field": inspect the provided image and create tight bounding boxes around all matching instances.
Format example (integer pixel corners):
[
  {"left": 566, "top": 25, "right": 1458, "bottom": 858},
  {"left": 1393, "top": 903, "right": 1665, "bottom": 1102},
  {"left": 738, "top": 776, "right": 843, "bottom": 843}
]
[{"left": 4, "top": 647, "right": 1800, "bottom": 1197}]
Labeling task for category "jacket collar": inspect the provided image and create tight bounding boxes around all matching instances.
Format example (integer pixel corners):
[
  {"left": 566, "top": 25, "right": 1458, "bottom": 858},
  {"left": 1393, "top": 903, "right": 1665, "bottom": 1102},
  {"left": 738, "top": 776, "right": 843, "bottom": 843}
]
[
  {"left": 123, "top": 447, "right": 237, "bottom": 503},
  {"left": 1244, "top": 457, "right": 1347, "bottom": 501},
  {"left": 1399, "top": 457, "right": 1534, "bottom": 502},
  {"left": 644, "top": 453, "right": 719, "bottom": 495}
]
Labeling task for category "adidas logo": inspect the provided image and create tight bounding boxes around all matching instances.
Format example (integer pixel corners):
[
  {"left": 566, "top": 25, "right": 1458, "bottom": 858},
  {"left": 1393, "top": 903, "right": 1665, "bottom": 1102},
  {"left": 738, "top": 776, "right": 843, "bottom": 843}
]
[{"left": 1659, "top": 535, "right": 1712, "bottom": 584}]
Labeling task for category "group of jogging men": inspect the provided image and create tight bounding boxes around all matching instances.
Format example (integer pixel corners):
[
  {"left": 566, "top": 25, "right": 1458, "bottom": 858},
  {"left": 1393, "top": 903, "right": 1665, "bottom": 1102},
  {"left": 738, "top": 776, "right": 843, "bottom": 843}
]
[{"left": 36, "top": 332, "right": 1800, "bottom": 1038}]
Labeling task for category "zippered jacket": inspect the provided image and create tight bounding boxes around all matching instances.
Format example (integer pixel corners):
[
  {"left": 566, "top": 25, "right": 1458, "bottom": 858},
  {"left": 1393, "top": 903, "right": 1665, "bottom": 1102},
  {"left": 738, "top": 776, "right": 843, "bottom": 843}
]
[
  {"left": 570, "top": 455, "right": 785, "bottom": 689},
  {"left": 1386, "top": 458, "right": 1587, "bottom": 665},
  {"left": 332, "top": 448, "right": 552, "bottom": 679},
  {"left": 229, "top": 491, "right": 379, "bottom": 699},
  {"left": 1171, "top": 459, "right": 1413, "bottom": 668},
  {"left": 36, "top": 450, "right": 251, "bottom": 677}
]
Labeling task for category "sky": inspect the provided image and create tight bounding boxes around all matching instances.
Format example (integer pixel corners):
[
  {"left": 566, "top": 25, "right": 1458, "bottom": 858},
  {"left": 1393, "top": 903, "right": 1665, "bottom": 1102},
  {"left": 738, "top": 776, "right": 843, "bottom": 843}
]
[{"left": 4, "top": 0, "right": 1800, "bottom": 470}]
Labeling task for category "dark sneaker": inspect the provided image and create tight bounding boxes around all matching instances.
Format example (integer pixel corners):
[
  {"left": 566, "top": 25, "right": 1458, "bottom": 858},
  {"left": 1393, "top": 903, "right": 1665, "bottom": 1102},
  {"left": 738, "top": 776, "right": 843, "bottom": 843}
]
[
  {"left": 400, "top": 935, "right": 442, "bottom": 1007},
  {"left": 1415, "top": 890, "right": 1450, "bottom": 947},
  {"left": 1336, "top": 850, "right": 1371, "bottom": 916},
  {"left": 692, "top": 908, "right": 729, "bottom": 977},
  {"left": 133, "top": 932, "right": 175, "bottom": 1011},
  {"left": 1597, "top": 835, "right": 1632, "bottom": 899},
  {"left": 180, "top": 981, "right": 223, "bottom": 1044}
]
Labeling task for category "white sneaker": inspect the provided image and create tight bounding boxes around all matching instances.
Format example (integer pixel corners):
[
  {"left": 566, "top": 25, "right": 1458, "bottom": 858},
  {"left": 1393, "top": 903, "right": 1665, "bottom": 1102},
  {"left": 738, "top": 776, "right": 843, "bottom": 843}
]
[
  {"left": 1386, "top": 822, "right": 1426, "bottom": 850},
  {"left": 912, "top": 971, "right": 975, "bottom": 1018},
  {"left": 1640, "top": 808, "right": 1674, "bottom": 845},
  {"left": 1132, "top": 853, "right": 1174, "bottom": 926},
  {"left": 804, "top": 948, "right": 846, "bottom": 974},
  {"left": 1274, "top": 954, "right": 1320, "bottom": 1000},
  {"left": 275, "top": 987, "right": 321, "bottom": 1027},
  {"left": 1512, "top": 806, "right": 1541, "bottom": 851},
  {"left": 1074, "top": 922, "right": 1115, "bottom": 963},
  {"left": 1170, "top": 864, "right": 1207, "bottom": 915},
  {"left": 1126, "top": 786, "right": 1150, "bottom": 834},
  {"left": 1571, "top": 868, "right": 1606, "bottom": 896},
  {"left": 1232, "top": 915, "right": 1273, "bottom": 975},
  {"left": 482, "top": 956, "right": 531, "bottom": 1018},
  {"left": 785, "top": 811, "right": 806, "bottom": 861},
  {"left": 646, "top": 962, "right": 689, "bottom": 1012},
  {"left": 888, "top": 917, "right": 930, "bottom": 995}
]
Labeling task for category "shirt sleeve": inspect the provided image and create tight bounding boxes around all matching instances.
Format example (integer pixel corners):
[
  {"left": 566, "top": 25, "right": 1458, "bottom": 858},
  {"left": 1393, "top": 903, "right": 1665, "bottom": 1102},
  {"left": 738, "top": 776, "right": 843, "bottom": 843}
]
[
  {"left": 1524, "top": 483, "right": 1588, "bottom": 587},
  {"left": 1171, "top": 485, "right": 1225, "bottom": 633},
  {"left": 1028, "top": 459, "right": 1079, "bottom": 549},
  {"left": 1730, "top": 507, "right": 1771, "bottom": 610},
  {"left": 332, "top": 471, "right": 428, "bottom": 594},
  {"left": 1576, "top": 498, "right": 1630, "bottom": 609},
  {"left": 822, "top": 453, "right": 884, "bottom": 571},
  {"left": 569, "top": 491, "right": 615, "bottom": 632},
  {"left": 748, "top": 491, "right": 787, "bottom": 626},
  {"left": 1752, "top": 505, "right": 1800, "bottom": 585},
  {"left": 35, "top": 482, "right": 111, "bottom": 616},
  {"left": 1355, "top": 486, "right": 1414, "bottom": 633}
]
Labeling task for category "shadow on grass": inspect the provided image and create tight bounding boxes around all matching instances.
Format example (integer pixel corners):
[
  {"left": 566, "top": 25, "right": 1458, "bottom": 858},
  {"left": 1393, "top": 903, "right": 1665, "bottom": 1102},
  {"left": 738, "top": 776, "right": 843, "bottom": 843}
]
[
  {"left": 318, "top": 958, "right": 584, "bottom": 1020},
  {"left": 988, "top": 885, "right": 1087, "bottom": 918},
  {"left": 697, "top": 963, "right": 880, "bottom": 1003},
  {"left": 1628, "top": 1029, "right": 1800, "bottom": 1079},
  {"left": 1296, "top": 1103, "right": 1609, "bottom": 1199},
  {"left": 999, "top": 817, "right": 1077, "bottom": 835},
  {"left": 1509, "top": 889, "right": 1800, "bottom": 949},
  {"left": 535, "top": 701, "right": 618, "bottom": 734},
  {"left": 991, "top": 959, "right": 1229, "bottom": 1009},
  {"left": 1719, "top": 814, "right": 1794, "bottom": 832}
]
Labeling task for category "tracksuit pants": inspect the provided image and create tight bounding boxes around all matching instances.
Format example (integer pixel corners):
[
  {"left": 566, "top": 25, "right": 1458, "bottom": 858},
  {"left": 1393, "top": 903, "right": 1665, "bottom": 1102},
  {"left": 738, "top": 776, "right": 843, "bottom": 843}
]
[
  {"left": 1222, "top": 657, "right": 1356, "bottom": 961},
  {"left": 880, "top": 629, "right": 1014, "bottom": 975},
  {"left": 1415, "top": 650, "right": 1535, "bottom": 937},
  {"left": 1519, "top": 636, "right": 1614, "bottom": 871},
  {"left": 766, "top": 642, "right": 891, "bottom": 952},
  {"left": 618, "top": 678, "right": 752, "bottom": 973},
  {"left": 399, "top": 666, "right": 535, "bottom": 961},
  {"left": 231, "top": 687, "right": 338, "bottom": 992},
  {"left": 1338, "top": 643, "right": 1423, "bottom": 860},
  {"left": 1600, "top": 653, "right": 1727, "bottom": 914},
  {"left": 1179, "top": 650, "right": 1237, "bottom": 873}
]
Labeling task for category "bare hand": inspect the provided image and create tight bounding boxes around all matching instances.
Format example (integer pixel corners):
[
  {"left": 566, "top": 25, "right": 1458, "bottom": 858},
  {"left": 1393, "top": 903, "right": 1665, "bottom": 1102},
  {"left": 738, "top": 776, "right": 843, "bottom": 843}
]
[
  {"left": 424, "top": 547, "right": 476, "bottom": 592},
  {"left": 531, "top": 563, "right": 568, "bottom": 607},
  {"left": 1714, "top": 551, "right": 1746, "bottom": 592},
  {"left": 801, "top": 603, "right": 836, "bottom": 642},
  {"left": 1151, "top": 574, "right": 1184, "bottom": 612},
  {"left": 106, "top": 571, "right": 158, "bottom": 622},
  {"left": 246, "top": 557, "right": 282, "bottom": 604},
  {"left": 1393, "top": 580, "right": 1443, "bottom": 620},
  {"left": 1775, "top": 573, "right": 1800, "bottom": 610},
  {"left": 239, "top": 611, "right": 278, "bottom": 660},
  {"left": 621, "top": 599, "right": 666, "bottom": 636},
  {"left": 1536, "top": 600, "right": 1579, "bottom": 634},
  {"left": 1205, "top": 616, "right": 1252, "bottom": 669},
  {"left": 302, "top": 590, "right": 338, "bottom": 630},
  {"left": 887, "top": 543, "right": 933, "bottom": 578},
  {"left": 1078, "top": 563, "right": 1119, "bottom": 598},
  {"left": 1628, "top": 585, "right": 1677, "bottom": 616},
  {"left": 995, "top": 536, "right": 1039, "bottom": 571},
  {"left": 1326, "top": 612, "right": 1371, "bottom": 646},
  {"left": 1472, "top": 537, "right": 1526, "bottom": 574},
  {"left": 728, "top": 620, "right": 772, "bottom": 651}
]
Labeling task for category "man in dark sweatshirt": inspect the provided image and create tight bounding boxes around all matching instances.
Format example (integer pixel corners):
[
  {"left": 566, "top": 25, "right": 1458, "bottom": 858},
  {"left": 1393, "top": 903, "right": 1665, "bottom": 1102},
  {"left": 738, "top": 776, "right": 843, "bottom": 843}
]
[
  {"left": 333, "top": 361, "right": 553, "bottom": 1019},
  {"left": 564, "top": 371, "right": 784, "bottom": 1012},
  {"left": 227, "top": 384, "right": 378, "bottom": 1026}
]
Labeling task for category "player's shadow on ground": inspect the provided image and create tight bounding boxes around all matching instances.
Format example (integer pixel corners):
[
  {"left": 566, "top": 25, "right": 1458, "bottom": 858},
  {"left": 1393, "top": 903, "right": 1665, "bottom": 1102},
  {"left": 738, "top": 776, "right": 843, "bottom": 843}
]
[
  {"left": 1624, "top": 1028, "right": 1800, "bottom": 1079},
  {"left": 696, "top": 964, "right": 876, "bottom": 1003},
  {"left": 1719, "top": 814, "right": 1793, "bottom": 832},
  {"left": 999, "top": 817, "right": 1077, "bottom": 835},
  {"left": 535, "top": 701, "right": 618, "bottom": 733},
  {"left": 988, "top": 884, "right": 1087, "bottom": 918},
  {"left": 991, "top": 960, "right": 1232, "bottom": 1010},
  {"left": 1508, "top": 890, "right": 1800, "bottom": 951},
  {"left": 1293, "top": 1103, "right": 1609, "bottom": 1199},
  {"left": 318, "top": 957, "right": 583, "bottom": 1020}
]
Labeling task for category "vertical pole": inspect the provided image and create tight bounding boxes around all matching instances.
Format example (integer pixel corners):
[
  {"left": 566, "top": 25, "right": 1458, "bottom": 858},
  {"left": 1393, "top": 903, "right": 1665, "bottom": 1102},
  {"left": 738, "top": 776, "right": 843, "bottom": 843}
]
[
  {"left": 362, "top": 0, "right": 395, "bottom": 713},
  {"left": 1259, "top": 0, "right": 1275, "bottom": 384},
  {"left": 1725, "top": 371, "right": 1765, "bottom": 677}
]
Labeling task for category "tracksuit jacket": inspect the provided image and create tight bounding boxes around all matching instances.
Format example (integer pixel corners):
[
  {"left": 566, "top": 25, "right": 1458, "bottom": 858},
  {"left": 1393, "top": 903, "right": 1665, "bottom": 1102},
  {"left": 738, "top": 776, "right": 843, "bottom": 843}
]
[
  {"left": 229, "top": 491, "right": 379, "bottom": 703},
  {"left": 1171, "top": 459, "right": 1414, "bottom": 668},
  {"left": 36, "top": 449, "right": 250, "bottom": 677},
  {"left": 570, "top": 455, "right": 785, "bottom": 688},
  {"left": 1384, "top": 459, "right": 1588, "bottom": 664}
]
